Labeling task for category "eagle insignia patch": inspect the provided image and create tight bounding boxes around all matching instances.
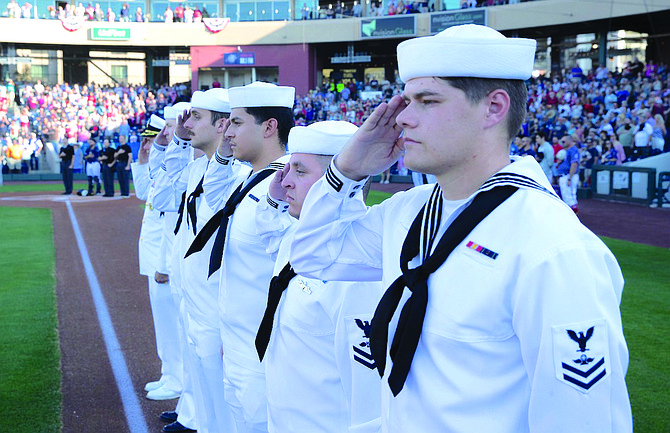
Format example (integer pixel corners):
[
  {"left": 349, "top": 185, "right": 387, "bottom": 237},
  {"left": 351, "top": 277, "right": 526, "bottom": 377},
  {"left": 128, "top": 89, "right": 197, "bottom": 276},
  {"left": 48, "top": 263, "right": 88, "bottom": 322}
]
[
  {"left": 346, "top": 316, "right": 376, "bottom": 371},
  {"left": 553, "top": 319, "right": 609, "bottom": 393}
]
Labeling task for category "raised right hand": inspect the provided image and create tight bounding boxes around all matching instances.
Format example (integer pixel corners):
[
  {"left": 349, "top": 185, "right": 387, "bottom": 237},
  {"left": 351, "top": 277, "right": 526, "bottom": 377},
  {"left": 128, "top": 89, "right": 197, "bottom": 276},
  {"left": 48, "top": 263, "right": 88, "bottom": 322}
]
[
  {"left": 154, "top": 125, "right": 170, "bottom": 146},
  {"left": 335, "top": 95, "right": 406, "bottom": 181},
  {"left": 174, "top": 109, "right": 191, "bottom": 140},
  {"left": 268, "top": 163, "right": 290, "bottom": 202}
]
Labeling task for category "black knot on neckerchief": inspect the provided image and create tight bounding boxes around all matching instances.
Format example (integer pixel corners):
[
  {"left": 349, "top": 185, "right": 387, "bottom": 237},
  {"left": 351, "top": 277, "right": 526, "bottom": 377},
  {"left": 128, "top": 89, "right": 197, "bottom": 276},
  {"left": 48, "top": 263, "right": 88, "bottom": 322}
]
[
  {"left": 255, "top": 262, "right": 297, "bottom": 362},
  {"left": 370, "top": 184, "right": 517, "bottom": 397}
]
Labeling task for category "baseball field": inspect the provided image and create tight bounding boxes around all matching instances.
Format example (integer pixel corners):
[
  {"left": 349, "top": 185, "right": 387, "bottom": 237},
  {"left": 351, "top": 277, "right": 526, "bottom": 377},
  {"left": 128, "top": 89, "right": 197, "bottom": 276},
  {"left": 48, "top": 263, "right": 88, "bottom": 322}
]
[{"left": 0, "top": 182, "right": 668, "bottom": 432}]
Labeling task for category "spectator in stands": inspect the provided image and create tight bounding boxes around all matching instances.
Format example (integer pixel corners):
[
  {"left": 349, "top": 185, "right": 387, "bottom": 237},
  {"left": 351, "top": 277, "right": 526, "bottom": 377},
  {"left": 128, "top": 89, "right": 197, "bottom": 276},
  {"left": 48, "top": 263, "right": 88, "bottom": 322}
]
[
  {"left": 651, "top": 113, "right": 666, "bottom": 154},
  {"left": 193, "top": 6, "right": 202, "bottom": 22},
  {"left": 135, "top": 6, "right": 144, "bottom": 22},
  {"left": 535, "top": 131, "right": 554, "bottom": 182},
  {"left": 174, "top": 3, "right": 184, "bottom": 22},
  {"left": 107, "top": 7, "right": 115, "bottom": 21},
  {"left": 7, "top": 0, "right": 20, "bottom": 18},
  {"left": 582, "top": 137, "right": 600, "bottom": 187},
  {"left": 119, "top": 2, "right": 129, "bottom": 21},
  {"left": 164, "top": 6, "right": 173, "bottom": 23},
  {"left": 93, "top": 3, "right": 103, "bottom": 20},
  {"left": 601, "top": 139, "right": 619, "bottom": 165}
]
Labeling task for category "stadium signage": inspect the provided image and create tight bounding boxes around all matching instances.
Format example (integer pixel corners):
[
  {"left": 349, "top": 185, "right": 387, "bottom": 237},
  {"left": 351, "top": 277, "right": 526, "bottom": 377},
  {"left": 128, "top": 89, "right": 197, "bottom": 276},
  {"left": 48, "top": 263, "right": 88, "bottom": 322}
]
[
  {"left": 360, "top": 16, "right": 416, "bottom": 39},
  {"left": 224, "top": 52, "right": 255, "bottom": 65},
  {"left": 429, "top": 9, "right": 487, "bottom": 34},
  {"left": 90, "top": 27, "right": 131, "bottom": 41}
]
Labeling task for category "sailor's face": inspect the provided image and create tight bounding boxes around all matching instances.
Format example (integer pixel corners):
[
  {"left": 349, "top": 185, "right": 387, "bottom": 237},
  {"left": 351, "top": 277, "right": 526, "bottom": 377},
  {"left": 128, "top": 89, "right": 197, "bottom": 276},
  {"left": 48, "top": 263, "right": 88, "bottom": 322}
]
[
  {"left": 225, "top": 108, "right": 265, "bottom": 164},
  {"left": 281, "top": 153, "right": 328, "bottom": 219},
  {"left": 396, "top": 77, "right": 486, "bottom": 179}
]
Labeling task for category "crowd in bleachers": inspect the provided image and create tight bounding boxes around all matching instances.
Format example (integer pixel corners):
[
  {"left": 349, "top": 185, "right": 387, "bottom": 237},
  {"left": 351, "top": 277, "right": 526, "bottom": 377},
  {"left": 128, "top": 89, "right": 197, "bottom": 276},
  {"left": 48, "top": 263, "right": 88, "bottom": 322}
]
[
  {"left": 0, "top": 79, "right": 189, "bottom": 174},
  {"left": 3, "top": 0, "right": 535, "bottom": 21},
  {"left": 2, "top": 59, "right": 670, "bottom": 187}
]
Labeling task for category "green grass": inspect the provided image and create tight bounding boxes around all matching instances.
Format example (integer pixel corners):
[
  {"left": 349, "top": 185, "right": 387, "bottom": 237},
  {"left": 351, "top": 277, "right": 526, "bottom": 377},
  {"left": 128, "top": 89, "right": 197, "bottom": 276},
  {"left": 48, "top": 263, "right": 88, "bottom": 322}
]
[
  {"left": 602, "top": 237, "right": 670, "bottom": 433},
  {"left": 0, "top": 181, "right": 134, "bottom": 193},
  {"left": 0, "top": 207, "right": 61, "bottom": 433},
  {"left": 0, "top": 181, "right": 90, "bottom": 193},
  {"left": 366, "top": 190, "right": 392, "bottom": 206}
]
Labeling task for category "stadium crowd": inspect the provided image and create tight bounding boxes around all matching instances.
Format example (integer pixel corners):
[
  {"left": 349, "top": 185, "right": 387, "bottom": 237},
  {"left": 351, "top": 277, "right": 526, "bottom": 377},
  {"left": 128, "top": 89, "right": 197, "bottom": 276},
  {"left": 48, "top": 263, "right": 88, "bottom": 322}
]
[
  {"left": 2, "top": 58, "right": 670, "bottom": 194},
  {"left": 3, "top": 0, "right": 536, "bottom": 21}
]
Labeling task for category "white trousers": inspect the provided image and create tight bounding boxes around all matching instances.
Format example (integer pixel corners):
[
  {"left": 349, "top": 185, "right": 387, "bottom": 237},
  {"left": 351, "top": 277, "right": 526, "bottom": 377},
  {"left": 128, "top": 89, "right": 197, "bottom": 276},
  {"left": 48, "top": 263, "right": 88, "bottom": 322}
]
[
  {"left": 148, "top": 277, "right": 182, "bottom": 393},
  {"left": 223, "top": 353, "right": 268, "bottom": 433},
  {"left": 174, "top": 296, "right": 197, "bottom": 430},
  {"left": 558, "top": 173, "right": 579, "bottom": 208},
  {"left": 186, "top": 315, "right": 236, "bottom": 433}
]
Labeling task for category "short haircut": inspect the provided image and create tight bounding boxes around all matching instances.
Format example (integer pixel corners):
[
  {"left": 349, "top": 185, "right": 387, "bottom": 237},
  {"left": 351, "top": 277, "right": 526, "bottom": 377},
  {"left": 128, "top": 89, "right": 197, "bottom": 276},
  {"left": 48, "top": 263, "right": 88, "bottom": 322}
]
[
  {"left": 440, "top": 77, "right": 528, "bottom": 141},
  {"left": 245, "top": 106, "right": 294, "bottom": 148},
  {"left": 210, "top": 110, "right": 229, "bottom": 126},
  {"left": 536, "top": 131, "right": 546, "bottom": 140}
]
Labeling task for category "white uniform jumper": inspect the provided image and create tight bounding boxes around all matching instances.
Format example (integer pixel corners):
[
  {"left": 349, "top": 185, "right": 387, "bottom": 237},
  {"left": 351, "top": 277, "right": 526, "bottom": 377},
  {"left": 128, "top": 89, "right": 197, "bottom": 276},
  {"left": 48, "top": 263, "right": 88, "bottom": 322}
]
[
  {"left": 153, "top": 137, "right": 244, "bottom": 433},
  {"left": 131, "top": 159, "right": 182, "bottom": 395},
  {"left": 203, "top": 152, "right": 291, "bottom": 433},
  {"left": 148, "top": 143, "right": 198, "bottom": 430},
  {"left": 257, "top": 192, "right": 383, "bottom": 433},
  {"left": 291, "top": 155, "right": 632, "bottom": 433}
]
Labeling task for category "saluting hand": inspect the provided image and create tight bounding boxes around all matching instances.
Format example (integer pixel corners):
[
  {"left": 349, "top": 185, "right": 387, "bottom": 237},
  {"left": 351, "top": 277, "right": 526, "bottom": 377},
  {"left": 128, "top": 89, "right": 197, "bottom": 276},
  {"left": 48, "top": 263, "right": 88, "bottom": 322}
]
[
  {"left": 138, "top": 138, "right": 152, "bottom": 164},
  {"left": 154, "top": 125, "right": 169, "bottom": 146},
  {"left": 217, "top": 118, "right": 233, "bottom": 157},
  {"left": 268, "top": 163, "right": 290, "bottom": 202},
  {"left": 336, "top": 95, "right": 406, "bottom": 181},
  {"left": 174, "top": 109, "right": 191, "bottom": 141}
]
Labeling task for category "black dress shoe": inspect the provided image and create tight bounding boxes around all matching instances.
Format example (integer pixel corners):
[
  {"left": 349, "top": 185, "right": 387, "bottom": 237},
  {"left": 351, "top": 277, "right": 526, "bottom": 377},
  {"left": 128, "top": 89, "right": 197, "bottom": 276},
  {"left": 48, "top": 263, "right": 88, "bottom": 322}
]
[
  {"left": 162, "top": 421, "right": 195, "bottom": 432},
  {"left": 159, "top": 411, "right": 178, "bottom": 423}
]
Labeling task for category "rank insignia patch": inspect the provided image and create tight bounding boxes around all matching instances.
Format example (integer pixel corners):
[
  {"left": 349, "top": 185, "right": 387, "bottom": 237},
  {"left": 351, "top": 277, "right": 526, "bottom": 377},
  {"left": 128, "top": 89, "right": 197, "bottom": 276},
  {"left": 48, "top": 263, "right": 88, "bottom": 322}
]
[
  {"left": 346, "top": 316, "right": 376, "bottom": 370},
  {"left": 553, "top": 319, "right": 609, "bottom": 393}
]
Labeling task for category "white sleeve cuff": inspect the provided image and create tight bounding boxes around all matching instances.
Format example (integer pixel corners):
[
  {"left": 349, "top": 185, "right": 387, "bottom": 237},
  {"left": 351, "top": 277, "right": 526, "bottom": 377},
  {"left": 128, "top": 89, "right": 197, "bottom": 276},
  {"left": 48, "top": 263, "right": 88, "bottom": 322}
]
[
  {"left": 171, "top": 134, "right": 191, "bottom": 149},
  {"left": 214, "top": 151, "right": 234, "bottom": 166},
  {"left": 326, "top": 160, "right": 369, "bottom": 200},
  {"left": 267, "top": 194, "right": 290, "bottom": 214},
  {"left": 152, "top": 143, "right": 167, "bottom": 152}
]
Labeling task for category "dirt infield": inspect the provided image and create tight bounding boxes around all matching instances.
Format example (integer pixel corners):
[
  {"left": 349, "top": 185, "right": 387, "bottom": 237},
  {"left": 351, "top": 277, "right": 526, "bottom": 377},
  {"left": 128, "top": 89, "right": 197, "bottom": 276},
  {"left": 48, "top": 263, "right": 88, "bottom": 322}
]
[{"left": 0, "top": 183, "right": 667, "bottom": 432}]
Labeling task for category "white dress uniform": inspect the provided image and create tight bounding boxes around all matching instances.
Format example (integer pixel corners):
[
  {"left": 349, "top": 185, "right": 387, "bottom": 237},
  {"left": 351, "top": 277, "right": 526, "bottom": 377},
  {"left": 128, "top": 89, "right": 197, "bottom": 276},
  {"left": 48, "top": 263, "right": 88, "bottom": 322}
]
[
  {"left": 202, "top": 152, "right": 291, "bottom": 433},
  {"left": 152, "top": 136, "right": 244, "bottom": 433},
  {"left": 130, "top": 160, "right": 182, "bottom": 395},
  {"left": 149, "top": 142, "right": 198, "bottom": 430},
  {"left": 291, "top": 155, "right": 632, "bottom": 433},
  {"left": 257, "top": 191, "right": 383, "bottom": 433}
]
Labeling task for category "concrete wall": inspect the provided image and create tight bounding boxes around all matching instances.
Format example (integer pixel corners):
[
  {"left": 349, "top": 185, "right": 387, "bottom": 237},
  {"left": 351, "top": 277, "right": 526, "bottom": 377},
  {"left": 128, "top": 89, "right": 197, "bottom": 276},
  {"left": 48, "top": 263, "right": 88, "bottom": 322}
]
[{"left": 0, "top": 0, "right": 668, "bottom": 47}]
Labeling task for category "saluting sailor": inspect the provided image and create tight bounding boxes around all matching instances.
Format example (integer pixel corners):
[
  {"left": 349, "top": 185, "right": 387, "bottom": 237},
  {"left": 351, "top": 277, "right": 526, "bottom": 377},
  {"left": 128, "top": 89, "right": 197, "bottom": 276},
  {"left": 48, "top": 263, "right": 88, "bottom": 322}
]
[
  {"left": 147, "top": 102, "right": 200, "bottom": 433},
  {"left": 151, "top": 89, "right": 242, "bottom": 433},
  {"left": 188, "top": 81, "right": 295, "bottom": 433},
  {"left": 291, "top": 24, "right": 632, "bottom": 432},
  {"left": 130, "top": 114, "right": 184, "bottom": 404},
  {"left": 254, "top": 120, "right": 383, "bottom": 433}
]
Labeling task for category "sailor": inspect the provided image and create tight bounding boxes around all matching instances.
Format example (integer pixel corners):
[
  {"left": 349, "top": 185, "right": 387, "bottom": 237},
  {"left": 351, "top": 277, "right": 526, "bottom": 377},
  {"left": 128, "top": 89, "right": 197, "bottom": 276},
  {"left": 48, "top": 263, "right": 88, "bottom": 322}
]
[
  {"left": 151, "top": 89, "right": 240, "bottom": 433},
  {"left": 290, "top": 24, "right": 632, "bottom": 432},
  {"left": 130, "top": 114, "right": 184, "bottom": 404},
  {"left": 254, "top": 120, "right": 383, "bottom": 433},
  {"left": 189, "top": 81, "right": 295, "bottom": 433},
  {"left": 148, "top": 102, "right": 200, "bottom": 433}
]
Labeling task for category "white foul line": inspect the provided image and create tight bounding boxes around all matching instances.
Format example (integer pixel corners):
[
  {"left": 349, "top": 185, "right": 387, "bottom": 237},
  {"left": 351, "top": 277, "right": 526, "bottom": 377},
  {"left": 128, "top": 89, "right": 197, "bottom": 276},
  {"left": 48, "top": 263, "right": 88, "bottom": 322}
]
[{"left": 64, "top": 199, "right": 149, "bottom": 433}]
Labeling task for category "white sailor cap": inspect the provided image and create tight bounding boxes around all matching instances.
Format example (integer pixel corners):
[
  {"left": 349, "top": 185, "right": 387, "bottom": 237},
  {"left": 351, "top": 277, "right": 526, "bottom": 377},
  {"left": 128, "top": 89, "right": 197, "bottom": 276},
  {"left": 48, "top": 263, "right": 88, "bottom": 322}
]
[
  {"left": 140, "top": 114, "right": 165, "bottom": 136},
  {"left": 229, "top": 82, "right": 295, "bottom": 109},
  {"left": 288, "top": 121, "right": 358, "bottom": 156},
  {"left": 397, "top": 24, "right": 537, "bottom": 82},
  {"left": 164, "top": 101, "right": 192, "bottom": 120},
  {"left": 190, "top": 88, "right": 230, "bottom": 113}
]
